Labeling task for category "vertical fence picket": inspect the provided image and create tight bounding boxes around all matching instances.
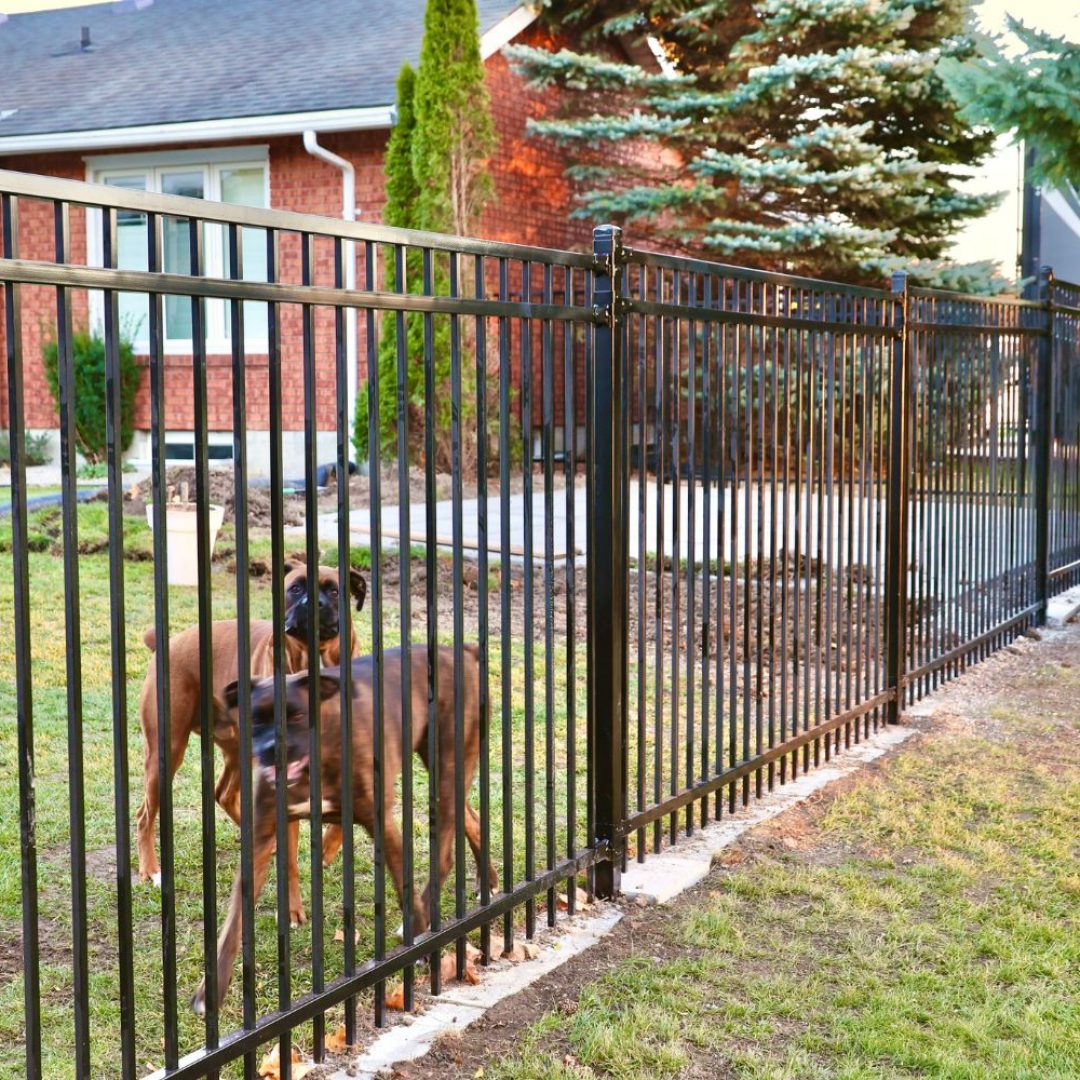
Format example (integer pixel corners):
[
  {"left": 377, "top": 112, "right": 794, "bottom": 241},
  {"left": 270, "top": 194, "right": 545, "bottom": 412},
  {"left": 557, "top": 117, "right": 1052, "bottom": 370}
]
[
  {"left": 3, "top": 192, "right": 42, "bottom": 1080},
  {"left": 885, "top": 272, "right": 910, "bottom": 723},
  {"left": 588, "top": 225, "right": 627, "bottom": 899},
  {"left": 1035, "top": 267, "right": 1055, "bottom": 622}
]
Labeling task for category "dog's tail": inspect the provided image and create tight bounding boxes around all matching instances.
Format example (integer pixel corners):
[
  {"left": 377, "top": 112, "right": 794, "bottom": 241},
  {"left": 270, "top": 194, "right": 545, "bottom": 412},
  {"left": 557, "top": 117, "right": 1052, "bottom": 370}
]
[{"left": 143, "top": 628, "right": 157, "bottom": 652}]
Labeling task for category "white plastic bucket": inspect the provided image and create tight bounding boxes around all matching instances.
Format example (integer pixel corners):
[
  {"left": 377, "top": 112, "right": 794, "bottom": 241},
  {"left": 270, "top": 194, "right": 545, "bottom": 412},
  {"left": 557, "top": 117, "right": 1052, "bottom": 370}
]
[{"left": 145, "top": 504, "right": 225, "bottom": 586}]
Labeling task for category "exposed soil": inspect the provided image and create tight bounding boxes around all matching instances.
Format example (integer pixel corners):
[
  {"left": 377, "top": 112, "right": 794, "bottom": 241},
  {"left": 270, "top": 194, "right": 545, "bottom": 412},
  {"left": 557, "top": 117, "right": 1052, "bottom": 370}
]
[
  {"left": 0, "top": 917, "right": 78, "bottom": 992},
  {"left": 121, "top": 465, "right": 547, "bottom": 531},
  {"left": 355, "top": 550, "right": 888, "bottom": 718}
]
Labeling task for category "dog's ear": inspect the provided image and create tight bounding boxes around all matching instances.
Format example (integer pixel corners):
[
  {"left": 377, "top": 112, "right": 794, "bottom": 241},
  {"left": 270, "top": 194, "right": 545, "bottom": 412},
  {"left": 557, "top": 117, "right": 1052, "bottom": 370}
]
[
  {"left": 282, "top": 559, "right": 299, "bottom": 579},
  {"left": 317, "top": 673, "right": 340, "bottom": 701},
  {"left": 223, "top": 680, "right": 240, "bottom": 710},
  {"left": 349, "top": 568, "right": 367, "bottom": 612},
  {"left": 293, "top": 672, "right": 341, "bottom": 703}
]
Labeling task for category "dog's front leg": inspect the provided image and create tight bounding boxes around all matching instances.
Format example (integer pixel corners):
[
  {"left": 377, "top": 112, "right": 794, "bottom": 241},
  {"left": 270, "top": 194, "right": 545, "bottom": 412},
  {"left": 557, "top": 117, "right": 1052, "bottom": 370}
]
[
  {"left": 321, "top": 824, "right": 344, "bottom": 867},
  {"left": 286, "top": 819, "right": 306, "bottom": 927},
  {"left": 192, "top": 801, "right": 275, "bottom": 1014},
  {"left": 213, "top": 724, "right": 243, "bottom": 825}
]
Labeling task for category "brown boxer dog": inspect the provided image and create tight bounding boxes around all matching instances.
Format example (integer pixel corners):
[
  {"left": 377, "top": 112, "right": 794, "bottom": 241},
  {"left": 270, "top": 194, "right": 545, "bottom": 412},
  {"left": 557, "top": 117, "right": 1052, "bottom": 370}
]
[
  {"left": 192, "top": 644, "right": 497, "bottom": 1014},
  {"left": 135, "top": 561, "right": 366, "bottom": 925}
]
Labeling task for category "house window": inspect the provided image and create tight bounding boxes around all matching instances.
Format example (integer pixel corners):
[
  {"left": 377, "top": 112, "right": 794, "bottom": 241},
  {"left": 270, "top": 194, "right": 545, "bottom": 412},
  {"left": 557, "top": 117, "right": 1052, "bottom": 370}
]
[{"left": 87, "top": 147, "right": 269, "bottom": 352}]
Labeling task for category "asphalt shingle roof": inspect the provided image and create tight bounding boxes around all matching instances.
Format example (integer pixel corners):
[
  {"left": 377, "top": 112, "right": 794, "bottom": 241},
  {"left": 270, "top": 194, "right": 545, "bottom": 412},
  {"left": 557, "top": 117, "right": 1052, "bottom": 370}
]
[{"left": 0, "top": 0, "right": 522, "bottom": 138}]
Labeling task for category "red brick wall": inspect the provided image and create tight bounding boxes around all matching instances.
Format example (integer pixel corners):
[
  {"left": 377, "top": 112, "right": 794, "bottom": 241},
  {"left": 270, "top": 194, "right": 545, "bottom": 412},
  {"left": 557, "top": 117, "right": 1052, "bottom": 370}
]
[
  {"left": 0, "top": 156, "right": 88, "bottom": 430},
  {"left": 479, "top": 24, "right": 595, "bottom": 252},
  {"left": 477, "top": 22, "right": 666, "bottom": 435}
]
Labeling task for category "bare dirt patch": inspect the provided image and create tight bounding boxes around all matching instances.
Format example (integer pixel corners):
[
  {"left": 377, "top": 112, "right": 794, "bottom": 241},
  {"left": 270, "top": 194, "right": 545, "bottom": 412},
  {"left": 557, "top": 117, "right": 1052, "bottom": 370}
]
[
  {"left": 121, "top": 464, "right": 545, "bottom": 531},
  {"left": 0, "top": 917, "right": 74, "bottom": 990}
]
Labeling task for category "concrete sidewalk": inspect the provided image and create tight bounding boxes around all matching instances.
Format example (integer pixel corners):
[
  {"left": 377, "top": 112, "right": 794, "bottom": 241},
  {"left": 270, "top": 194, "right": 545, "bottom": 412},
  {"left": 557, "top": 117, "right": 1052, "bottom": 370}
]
[{"left": 303, "top": 476, "right": 1036, "bottom": 591}]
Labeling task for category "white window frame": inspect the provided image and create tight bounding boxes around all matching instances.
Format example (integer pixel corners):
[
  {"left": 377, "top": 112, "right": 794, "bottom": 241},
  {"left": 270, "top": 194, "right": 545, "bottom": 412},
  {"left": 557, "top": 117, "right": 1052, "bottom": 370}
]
[{"left": 85, "top": 146, "right": 270, "bottom": 354}]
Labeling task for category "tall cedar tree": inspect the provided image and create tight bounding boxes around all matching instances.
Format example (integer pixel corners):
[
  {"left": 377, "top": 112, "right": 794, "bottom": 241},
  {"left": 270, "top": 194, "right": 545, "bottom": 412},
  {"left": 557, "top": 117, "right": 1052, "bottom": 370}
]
[
  {"left": 509, "top": 0, "right": 998, "bottom": 284},
  {"left": 356, "top": 0, "right": 496, "bottom": 462},
  {"left": 412, "top": 0, "right": 496, "bottom": 235},
  {"left": 941, "top": 18, "right": 1080, "bottom": 192},
  {"left": 356, "top": 63, "right": 421, "bottom": 460}
]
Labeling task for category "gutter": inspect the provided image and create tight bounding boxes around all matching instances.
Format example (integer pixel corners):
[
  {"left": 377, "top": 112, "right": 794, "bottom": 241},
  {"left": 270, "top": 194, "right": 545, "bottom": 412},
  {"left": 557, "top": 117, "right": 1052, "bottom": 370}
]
[
  {"left": 0, "top": 105, "right": 395, "bottom": 157},
  {"left": 302, "top": 130, "right": 358, "bottom": 444}
]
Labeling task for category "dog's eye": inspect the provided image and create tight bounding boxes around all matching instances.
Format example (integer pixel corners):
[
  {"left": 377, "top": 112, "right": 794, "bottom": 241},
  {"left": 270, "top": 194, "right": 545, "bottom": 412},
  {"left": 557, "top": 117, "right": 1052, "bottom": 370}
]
[
  {"left": 326, "top": 586, "right": 338, "bottom": 599},
  {"left": 288, "top": 582, "right": 304, "bottom": 594}
]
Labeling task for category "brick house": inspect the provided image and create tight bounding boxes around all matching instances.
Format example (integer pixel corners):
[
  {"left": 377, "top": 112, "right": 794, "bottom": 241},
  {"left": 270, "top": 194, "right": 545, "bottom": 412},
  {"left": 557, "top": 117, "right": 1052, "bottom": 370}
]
[{"left": 0, "top": 0, "right": 651, "bottom": 473}]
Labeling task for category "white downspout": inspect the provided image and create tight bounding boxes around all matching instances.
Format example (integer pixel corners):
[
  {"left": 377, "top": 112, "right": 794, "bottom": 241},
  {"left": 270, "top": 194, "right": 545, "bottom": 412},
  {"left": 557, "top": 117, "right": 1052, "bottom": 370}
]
[{"left": 302, "top": 130, "right": 357, "bottom": 454}]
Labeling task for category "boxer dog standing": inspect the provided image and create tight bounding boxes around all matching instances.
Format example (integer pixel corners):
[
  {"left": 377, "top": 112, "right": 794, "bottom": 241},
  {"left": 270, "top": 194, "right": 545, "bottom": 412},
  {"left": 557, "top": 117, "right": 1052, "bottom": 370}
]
[
  {"left": 136, "top": 561, "right": 366, "bottom": 925},
  {"left": 192, "top": 644, "right": 497, "bottom": 1014}
]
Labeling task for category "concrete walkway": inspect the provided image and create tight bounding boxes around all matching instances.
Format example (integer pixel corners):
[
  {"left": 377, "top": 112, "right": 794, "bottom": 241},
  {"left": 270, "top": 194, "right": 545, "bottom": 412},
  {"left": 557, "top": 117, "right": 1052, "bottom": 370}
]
[{"left": 305, "top": 477, "right": 1036, "bottom": 587}]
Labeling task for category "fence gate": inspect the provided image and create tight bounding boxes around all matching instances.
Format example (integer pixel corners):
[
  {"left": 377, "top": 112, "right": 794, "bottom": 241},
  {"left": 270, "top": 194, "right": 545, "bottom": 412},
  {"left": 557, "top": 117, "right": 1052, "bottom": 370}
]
[{"left": 1, "top": 170, "right": 1079, "bottom": 1079}]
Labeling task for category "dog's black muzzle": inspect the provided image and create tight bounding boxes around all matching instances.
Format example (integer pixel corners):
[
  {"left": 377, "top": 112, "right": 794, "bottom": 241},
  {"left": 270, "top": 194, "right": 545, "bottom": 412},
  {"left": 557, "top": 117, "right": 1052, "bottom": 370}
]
[{"left": 283, "top": 594, "right": 339, "bottom": 643}]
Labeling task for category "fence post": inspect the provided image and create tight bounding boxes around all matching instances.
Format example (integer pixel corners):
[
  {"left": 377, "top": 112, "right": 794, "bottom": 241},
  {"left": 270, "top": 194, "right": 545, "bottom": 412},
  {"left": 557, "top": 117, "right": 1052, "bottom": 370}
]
[
  {"left": 1034, "top": 265, "right": 1054, "bottom": 622},
  {"left": 588, "top": 224, "right": 627, "bottom": 898},
  {"left": 885, "top": 271, "right": 910, "bottom": 723}
]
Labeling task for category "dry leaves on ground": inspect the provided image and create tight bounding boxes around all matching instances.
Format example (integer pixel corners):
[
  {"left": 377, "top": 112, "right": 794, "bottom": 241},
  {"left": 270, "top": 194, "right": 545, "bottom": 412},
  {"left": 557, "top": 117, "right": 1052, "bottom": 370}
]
[
  {"left": 556, "top": 888, "right": 594, "bottom": 912},
  {"left": 712, "top": 848, "right": 747, "bottom": 869},
  {"left": 257, "top": 1043, "right": 315, "bottom": 1079},
  {"left": 500, "top": 941, "right": 540, "bottom": 963},
  {"left": 333, "top": 927, "right": 360, "bottom": 945},
  {"left": 439, "top": 942, "right": 483, "bottom": 986},
  {"left": 325, "top": 1024, "right": 354, "bottom": 1054},
  {"left": 385, "top": 943, "right": 487, "bottom": 1009}
]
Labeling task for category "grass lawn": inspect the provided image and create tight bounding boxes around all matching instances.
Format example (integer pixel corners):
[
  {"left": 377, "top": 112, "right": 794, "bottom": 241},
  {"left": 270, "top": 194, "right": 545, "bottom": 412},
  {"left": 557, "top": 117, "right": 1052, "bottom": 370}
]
[
  {"left": 483, "top": 637, "right": 1080, "bottom": 1080},
  {"left": 0, "top": 497, "right": 693, "bottom": 1077}
]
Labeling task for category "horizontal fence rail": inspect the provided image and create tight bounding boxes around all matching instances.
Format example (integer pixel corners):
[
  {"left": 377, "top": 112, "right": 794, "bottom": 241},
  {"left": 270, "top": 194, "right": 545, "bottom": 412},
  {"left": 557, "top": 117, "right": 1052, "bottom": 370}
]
[{"left": 0, "top": 168, "right": 1078, "bottom": 1079}]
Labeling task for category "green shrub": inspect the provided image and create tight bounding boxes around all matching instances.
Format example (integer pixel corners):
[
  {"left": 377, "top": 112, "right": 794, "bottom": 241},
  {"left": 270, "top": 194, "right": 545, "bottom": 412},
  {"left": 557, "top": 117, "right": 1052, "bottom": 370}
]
[
  {"left": 41, "top": 327, "right": 141, "bottom": 464},
  {"left": 0, "top": 429, "right": 52, "bottom": 467}
]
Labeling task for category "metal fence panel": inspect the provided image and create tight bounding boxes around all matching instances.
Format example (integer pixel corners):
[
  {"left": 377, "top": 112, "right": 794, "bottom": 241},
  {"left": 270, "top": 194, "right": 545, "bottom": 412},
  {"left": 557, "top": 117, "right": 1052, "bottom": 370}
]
[{"left": 1, "top": 169, "right": 1079, "bottom": 1079}]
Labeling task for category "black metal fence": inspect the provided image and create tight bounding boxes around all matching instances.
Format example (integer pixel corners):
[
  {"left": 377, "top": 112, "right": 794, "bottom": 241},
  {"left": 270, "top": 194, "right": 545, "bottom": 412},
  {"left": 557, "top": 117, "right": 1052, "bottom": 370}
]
[{"left": 1, "top": 169, "right": 1078, "bottom": 1079}]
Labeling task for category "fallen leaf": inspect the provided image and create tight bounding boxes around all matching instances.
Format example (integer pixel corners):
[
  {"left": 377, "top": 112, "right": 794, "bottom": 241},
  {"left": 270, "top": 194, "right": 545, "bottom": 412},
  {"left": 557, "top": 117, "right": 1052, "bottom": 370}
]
[
  {"left": 556, "top": 887, "right": 594, "bottom": 912},
  {"left": 257, "top": 1045, "right": 281, "bottom": 1077},
  {"left": 439, "top": 946, "right": 482, "bottom": 985},
  {"left": 258, "top": 1044, "right": 315, "bottom": 1080},
  {"left": 384, "top": 985, "right": 407, "bottom": 1010},
  {"left": 326, "top": 1023, "right": 351, "bottom": 1053},
  {"left": 500, "top": 940, "right": 540, "bottom": 963},
  {"left": 333, "top": 927, "right": 360, "bottom": 945}
]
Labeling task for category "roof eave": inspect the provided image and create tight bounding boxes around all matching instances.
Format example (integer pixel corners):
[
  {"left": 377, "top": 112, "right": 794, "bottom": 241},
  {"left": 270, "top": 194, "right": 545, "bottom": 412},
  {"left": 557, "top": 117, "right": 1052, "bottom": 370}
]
[
  {"left": 480, "top": 3, "right": 538, "bottom": 58},
  {"left": 0, "top": 104, "right": 396, "bottom": 158}
]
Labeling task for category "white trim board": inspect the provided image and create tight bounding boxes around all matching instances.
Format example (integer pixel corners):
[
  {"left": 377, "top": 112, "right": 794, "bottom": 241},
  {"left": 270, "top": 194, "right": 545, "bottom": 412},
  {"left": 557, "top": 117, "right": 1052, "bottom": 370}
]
[
  {"left": 84, "top": 145, "right": 270, "bottom": 171},
  {"left": 481, "top": 4, "right": 539, "bottom": 58},
  {"left": 0, "top": 106, "right": 395, "bottom": 157}
]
